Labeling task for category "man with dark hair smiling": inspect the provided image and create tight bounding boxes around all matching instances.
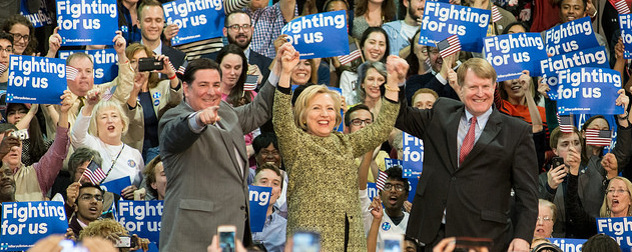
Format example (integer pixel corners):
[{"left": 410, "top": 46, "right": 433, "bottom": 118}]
[{"left": 158, "top": 43, "right": 286, "bottom": 250}]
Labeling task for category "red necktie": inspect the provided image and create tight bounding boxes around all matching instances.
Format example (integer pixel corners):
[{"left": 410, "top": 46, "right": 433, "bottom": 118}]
[{"left": 459, "top": 116, "right": 477, "bottom": 165}]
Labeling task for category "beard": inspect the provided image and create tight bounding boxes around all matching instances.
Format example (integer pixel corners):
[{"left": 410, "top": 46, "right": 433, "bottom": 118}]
[{"left": 228, "top": 34, "right": 251, "bottom": 50}]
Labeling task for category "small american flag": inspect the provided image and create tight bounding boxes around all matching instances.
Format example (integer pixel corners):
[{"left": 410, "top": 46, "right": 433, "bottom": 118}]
[
  {"left": 491, "top": 5, "right": 503, "bottom": 23},
  {"left": 437, "top": 35, "right": 461, "bottom": 59},
  {"left": 243, "top": 81, "right": 257, "bottom": 91},
  {"left": 585, "top": 129, "right": 612, "bottom": 146},
  {"left": 0, "top": 62, "right": 6, "bottom": 76},
  {"left": 375, "top": 170, "right": 388, "bottom": 191},
  {"left": 66, "top": 65, "right": 78, "bottom": 81},
  {"left": 82, "top": 160, "right": 107, "bottom": 185},
  {"left": 177, "top": 61, "right": 188, "bottom": 75},
  {"left": 101, "top": 86, "right": 115, "bottom": 101},
  {"left": 557, "top": 114, "right": 574, "bottom": 133},
  {"left": 338, "top": 42, "right": 362, "bottom": 65},
  {"left": 612, "top": 0, "right": 631, "bottom": 14}
]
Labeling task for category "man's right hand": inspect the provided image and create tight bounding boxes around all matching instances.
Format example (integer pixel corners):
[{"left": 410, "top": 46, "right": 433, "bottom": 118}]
[
  {"left": 196, "top": 106, "right": 221, "bottom": 125},
  {"left": 66, "top": 182, "right": 81, "bottom": 208},
  {"left": 547, "top": 164, "right": 566, "bottom": 190}
]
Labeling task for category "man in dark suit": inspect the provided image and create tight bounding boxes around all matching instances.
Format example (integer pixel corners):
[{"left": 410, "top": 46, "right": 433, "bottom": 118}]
[
  {"left": 201, "top": 10, "right": 272, "bottom": 87},
  {"left": 158, "top": 56, "right": 278, "bottom": 251},
  {"left": 137, "top": 0, "right": 187, "bottom": 71},
  {"left": 396, "top": 58, "right": 538, "bottom": 252}
]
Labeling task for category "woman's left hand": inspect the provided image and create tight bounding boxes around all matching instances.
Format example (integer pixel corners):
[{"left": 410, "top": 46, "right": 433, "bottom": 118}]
[{"left": 121, "top": 185, "right": 138, "bottom": 200}]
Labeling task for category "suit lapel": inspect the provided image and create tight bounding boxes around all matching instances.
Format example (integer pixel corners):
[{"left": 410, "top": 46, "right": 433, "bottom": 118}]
[
  {"left": 446, "top": 107, "right": 463, "bottom": 173},
  {"left": 215, "top": 105, "right": 246, "bottom": 182},
  {"left": 462, "top": 110, "right": 502, "bottom": 166}
]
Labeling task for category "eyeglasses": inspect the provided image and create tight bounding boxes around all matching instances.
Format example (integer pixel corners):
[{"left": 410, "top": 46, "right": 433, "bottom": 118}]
[
  {"left": 0, "top": 47, "right": 12, "bottom": 54},
  {"left": 537, "top": 216, "right": 553, "bottom": 222},
  {"left": 607, "top": 189, "right": 629, "bottom": 195},
  {"left": 227, "top": 24, "right": 251, "bottom": 31},
  {"left": 260, "top": 150, "right": 279, "bottom": 156},
  {"left": 79, "top": 194, "right": 104, "bottom": 202},
  {"left": 383, "top": 183, "right": 406, "bottom": 192},
  {"left": 351, "top": 118, "right": 372, "bottom": 126},
  {"left": 10, "top": 33, "right": 29, "bottom": 42}
]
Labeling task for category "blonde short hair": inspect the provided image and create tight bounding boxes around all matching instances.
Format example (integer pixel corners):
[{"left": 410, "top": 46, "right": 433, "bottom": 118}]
[
  {"left": 292, "top": 85, "right": 342, "bottom": 132},
  {"left": 89, "top": 100, "right": 129, "bottom": 137},
  {"left": 539, "top": 199, "right": 557, "bottom": 222},
  {"left": 457, "top": 58, "right": 497, "bottom": 86}
]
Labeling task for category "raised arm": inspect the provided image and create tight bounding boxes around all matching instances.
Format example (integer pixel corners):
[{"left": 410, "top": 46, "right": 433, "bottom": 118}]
[
  {"left": 33, "top": 91, "right": 73, "bottom": 195},
  {"left": 348, "top": 56, "right": 403, "bottom": 156},
  {"left": 70, "top": 91, "right": 102, "bottom": 149}
]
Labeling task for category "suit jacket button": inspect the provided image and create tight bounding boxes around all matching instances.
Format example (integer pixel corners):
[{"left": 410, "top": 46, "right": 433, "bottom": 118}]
[
  {"left": 240, "top": 206, "right": 246, "bottom": 210},
  {"left": 451, "top": 177, "right": 456, "bottom": 181}
]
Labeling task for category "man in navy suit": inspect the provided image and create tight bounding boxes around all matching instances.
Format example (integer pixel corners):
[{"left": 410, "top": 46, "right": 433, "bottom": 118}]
[
  {"left": 137, "top": 0, "right": 187, "bottom": 72},
  {"left": 397, "top": 58, "right": 538, "bottom": 252},
  {"left": 201, "top": 10, "right": 272, "bottom": 87}
]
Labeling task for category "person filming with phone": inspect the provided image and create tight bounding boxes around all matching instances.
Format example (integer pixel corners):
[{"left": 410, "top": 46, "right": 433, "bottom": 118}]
[
  {"left": 537, "top": 89, "right": 632, "bottom": 238},
  {"left": 122, "top": 43, "right": 182, "bottom": 161}
]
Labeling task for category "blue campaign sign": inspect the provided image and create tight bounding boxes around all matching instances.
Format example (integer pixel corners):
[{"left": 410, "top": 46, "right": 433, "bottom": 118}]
[
  {"left": 117, "top": 201, "right": 163, "bottom": 244},
  {"left": 0, "top": 201, "right": 68, "bottom": 251},
  {"left": 418, "top": 1, "right": 490, "bottom": 52},
  {"left": 620, "top": 14, "right": 632, "bottom": 59},
  {"left": 56, "top": 0, "right": 118, "bottom": 46},
  {"left": 548, "top": 238, "right": 586, "bottom": 252},
  {"left": 163, "top": 0, "right": 225, "bottom": 46},
  {"left": 555, "top": 67, "right": 624, "bottom": 115},
  {"left": 597, "top": 217, "right": 632, "bottom": 249},
  {"left": 384, "top": 158, "right": 402, "bottom": 169},
  {"left": 249, "top": 185, "right": 272, "bottom": 232},
  {"left": 20, "top": 0, "right": 53, "bottom": 28},
  {"left": 282, "top": 11, "right": 349, "bottom": 59},
  {"left": 541, "top": 46, "right": 609, "bottom": 100},
  {"left": 368, "top": 177, "right": 419, "bottom": 202},
  {"left": 59, "top": 49, "right": 119, "bottom": 84},
  {"left": 402, "top": 132, "right": 423, "bottom": 179},
  {"left": 544, "top": 16, "right": 599, "bottom": 56},
  {"left": 483, "top": 33, "right": 547, "bottom": 81},
  {"left": 101, "top": 176, "right": 132, "bottom": 195},
  {"left": 7, "top": 55, "right": 66, "bottom": 105}
]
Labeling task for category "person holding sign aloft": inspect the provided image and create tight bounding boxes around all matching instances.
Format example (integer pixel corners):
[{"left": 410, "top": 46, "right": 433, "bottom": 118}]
[
  {"left": 273, "top": 42, "right": 402, "bottom": 251},
  {"left": 70, "top": 90, "right": 144, "bottom": 200},
  {"left": 5, "top": 90, "right": 73, "bottom": 202},
  {"left": 43, "top": 30, "right": 134, "bottom": 141}
]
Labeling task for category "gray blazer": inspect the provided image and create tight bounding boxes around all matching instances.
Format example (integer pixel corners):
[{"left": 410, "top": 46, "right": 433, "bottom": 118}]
[{"left": 158, "top": 80, "right": 275, "bottom": 252}]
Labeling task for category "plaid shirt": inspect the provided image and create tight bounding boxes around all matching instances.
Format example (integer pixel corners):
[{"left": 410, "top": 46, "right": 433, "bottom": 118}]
[{"left": 247, "top": 2, "right": 298, "bottom": 58}]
